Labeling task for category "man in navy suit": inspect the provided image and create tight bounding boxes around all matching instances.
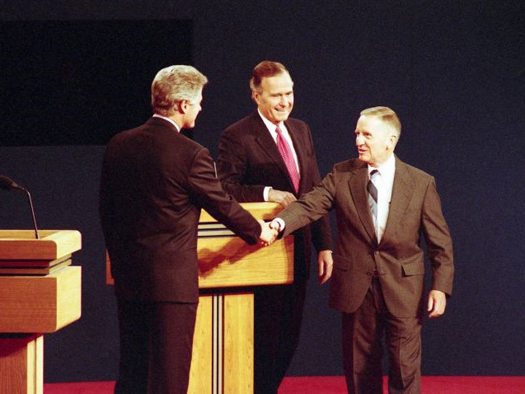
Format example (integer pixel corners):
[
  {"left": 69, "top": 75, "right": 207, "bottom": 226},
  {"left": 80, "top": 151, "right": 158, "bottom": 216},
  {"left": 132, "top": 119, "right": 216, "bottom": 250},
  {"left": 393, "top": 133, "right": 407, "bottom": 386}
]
[
  {"left": 217, "top": 61, "right": 333, "bottom": 394},
  {"left": 99, "top": 65, "right": 276, "bottom": 394}
]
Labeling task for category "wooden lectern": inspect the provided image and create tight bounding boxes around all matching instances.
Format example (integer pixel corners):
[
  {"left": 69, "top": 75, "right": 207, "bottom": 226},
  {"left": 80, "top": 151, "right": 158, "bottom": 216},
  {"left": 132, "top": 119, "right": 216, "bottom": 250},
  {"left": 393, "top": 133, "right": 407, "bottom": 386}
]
[
  {"left": 0, "top": 230, "right": 82, "bottom": 394},
  {"left": 106, "top": 202, "right": 293, "bottom": 394}
]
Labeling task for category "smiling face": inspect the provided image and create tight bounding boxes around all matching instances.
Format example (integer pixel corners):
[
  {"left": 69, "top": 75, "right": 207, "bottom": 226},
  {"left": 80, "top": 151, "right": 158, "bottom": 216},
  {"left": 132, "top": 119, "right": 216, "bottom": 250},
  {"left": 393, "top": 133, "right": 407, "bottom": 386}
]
[
  {"left": 252, "top": 72, "right": 294, "bottom": 125},
  {"left": 355, "top": 115, "right": 397, "bottom": 167}
]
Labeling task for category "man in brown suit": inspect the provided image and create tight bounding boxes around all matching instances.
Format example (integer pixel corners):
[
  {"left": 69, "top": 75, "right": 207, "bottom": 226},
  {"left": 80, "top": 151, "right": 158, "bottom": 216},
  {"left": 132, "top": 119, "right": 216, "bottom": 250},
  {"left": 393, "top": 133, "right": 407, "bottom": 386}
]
[
  {"left": 270, "top": 106, "right": 454, "bottom": 393},
  {"left": 99, "top": 65, "right": 276, "bottom": 394}
]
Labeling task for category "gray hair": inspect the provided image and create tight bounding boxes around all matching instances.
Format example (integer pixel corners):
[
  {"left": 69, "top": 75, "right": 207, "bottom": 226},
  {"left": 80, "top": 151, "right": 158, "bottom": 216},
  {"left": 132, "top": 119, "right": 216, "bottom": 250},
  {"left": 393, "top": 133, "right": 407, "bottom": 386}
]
[
  {"left": 151, "top": 65, "right": 208, "bottom": 116},
  {"left": 360, "top": 106, "right": 402, "bottom": 138}
]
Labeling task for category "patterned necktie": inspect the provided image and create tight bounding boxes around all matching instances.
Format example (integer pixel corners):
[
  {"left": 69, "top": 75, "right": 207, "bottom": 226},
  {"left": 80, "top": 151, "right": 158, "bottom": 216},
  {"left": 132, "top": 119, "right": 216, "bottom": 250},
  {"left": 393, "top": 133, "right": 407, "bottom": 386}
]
[
  {"left": 275, "top": 126, "right": 300, "bottom": 193},
  {"left": 367, "top": 169, "right": 379, "bottom": 233}
]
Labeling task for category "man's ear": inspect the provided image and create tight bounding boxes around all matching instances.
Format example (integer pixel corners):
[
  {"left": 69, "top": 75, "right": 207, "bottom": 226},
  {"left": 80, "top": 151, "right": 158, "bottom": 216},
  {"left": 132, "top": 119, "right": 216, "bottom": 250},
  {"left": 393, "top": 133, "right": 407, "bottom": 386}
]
[
  {"left": 176, "top": 100, "right": 187, "bottom": 114},
  {"left": 387, "top": 134, "right": 398, "bottom": 150},
  {"left": 251, "top": 90, "right": 260, "bottom": 105}
]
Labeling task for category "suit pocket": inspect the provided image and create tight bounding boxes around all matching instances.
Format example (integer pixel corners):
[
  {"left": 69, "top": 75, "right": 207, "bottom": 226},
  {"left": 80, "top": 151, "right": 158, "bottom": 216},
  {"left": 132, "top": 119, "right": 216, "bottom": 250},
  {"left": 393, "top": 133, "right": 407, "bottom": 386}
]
[
  {"left": 401, "top": 257, "right": 425, "bottom": 277},
  {"left": 333, "top": 254, "right": 351, "bottom": 271}
]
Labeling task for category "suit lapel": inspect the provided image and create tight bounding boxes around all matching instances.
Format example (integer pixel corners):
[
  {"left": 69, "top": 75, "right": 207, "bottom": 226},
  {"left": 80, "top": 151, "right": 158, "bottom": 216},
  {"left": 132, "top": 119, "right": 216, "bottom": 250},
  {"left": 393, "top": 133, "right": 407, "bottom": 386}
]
[
  {"left": 285, "top": 121, "right": 307, "bottom": 194},
  {"left": 380, "top": 157, "right": 414, "bottom": 245},
  {"left": 348, "top": 163, "right": 377, "bottom": 244}
]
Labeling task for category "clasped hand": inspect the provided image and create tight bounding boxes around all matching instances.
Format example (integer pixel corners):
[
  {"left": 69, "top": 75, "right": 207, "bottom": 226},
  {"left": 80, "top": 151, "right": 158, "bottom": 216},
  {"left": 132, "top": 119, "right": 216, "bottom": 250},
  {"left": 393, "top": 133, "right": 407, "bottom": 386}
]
[{"left": 258, "top": 220, "right": 279, "bottom": 246}]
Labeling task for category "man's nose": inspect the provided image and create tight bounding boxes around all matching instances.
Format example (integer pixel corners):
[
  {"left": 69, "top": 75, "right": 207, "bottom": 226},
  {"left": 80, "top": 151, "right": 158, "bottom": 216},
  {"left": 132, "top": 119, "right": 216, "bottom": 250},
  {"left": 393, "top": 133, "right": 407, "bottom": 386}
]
[{"left": 356, "top": 135, "right": 363, "bottom": 145}]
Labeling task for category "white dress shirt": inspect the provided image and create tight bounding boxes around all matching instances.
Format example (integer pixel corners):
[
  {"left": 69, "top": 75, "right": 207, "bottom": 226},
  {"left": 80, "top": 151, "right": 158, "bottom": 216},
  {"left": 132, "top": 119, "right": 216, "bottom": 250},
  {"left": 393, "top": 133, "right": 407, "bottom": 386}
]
[
  {"left": 368, "top": 154, "right": 396, "bottom": 242},
  {"left": 257, "top": 109, "right": 300, "bottom": 201}
]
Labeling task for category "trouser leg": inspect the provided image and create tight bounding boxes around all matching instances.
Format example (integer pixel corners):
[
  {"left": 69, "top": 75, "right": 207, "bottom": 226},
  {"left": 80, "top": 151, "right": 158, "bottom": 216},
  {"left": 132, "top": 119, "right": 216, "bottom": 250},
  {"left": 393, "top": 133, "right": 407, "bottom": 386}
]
[
  {"left": 114, "top": 299, "right": 197, "bottom": 394},
  {"left": 254, "top": 280, "right": 307, "bottom": 394},
  {"left": 384, "top": 314, "right": 422, "bottom": 394},
  {"left": 342, "top": 281, "right": 384, "bottom": 394},
  {"left": 115, "top": 299, "right": 150, "bottom": 394},
  {"left": 148, "top": 302, "right": 198, "bottom": 394}
]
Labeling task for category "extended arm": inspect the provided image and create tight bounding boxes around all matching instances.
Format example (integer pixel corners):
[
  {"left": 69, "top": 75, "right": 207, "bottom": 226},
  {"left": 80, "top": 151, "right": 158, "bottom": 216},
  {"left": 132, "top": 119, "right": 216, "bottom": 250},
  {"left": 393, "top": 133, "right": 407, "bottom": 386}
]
[
  {"left": 276, "top": 169, "right": 337, "bottom": 236},
  {"left": 188, "top": 148, "right": 262, "bottom": 245}
]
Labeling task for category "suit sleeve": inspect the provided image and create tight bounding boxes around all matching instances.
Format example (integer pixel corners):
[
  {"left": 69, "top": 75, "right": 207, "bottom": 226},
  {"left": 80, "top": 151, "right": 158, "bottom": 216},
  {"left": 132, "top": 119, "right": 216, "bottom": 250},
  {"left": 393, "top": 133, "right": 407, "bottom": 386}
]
[
  {"left": 279, "top": 168, "right": 337, "bottom": 236},
  {"left": 188, "top": 147, "right": 261, "bottom": 245},
  {"left": 421, "top": 177, "right": 455, "bottom": 296},
  {"left": 217, "top": 127, "right": 266, "bottom": 202}
]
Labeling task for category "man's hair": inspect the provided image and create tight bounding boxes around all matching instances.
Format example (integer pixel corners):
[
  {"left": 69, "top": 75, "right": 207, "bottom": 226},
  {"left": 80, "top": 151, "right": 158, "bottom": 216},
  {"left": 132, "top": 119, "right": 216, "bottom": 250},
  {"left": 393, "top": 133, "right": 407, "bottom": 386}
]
[
  {"left": 249, "top": 61, "right": 290, "bottom": 93},
  {"left": 360, "top": 106, "right": 402, "bottom": 138},
  {"left": 151, "top": 65, "right": 208, "bottom": 116}
]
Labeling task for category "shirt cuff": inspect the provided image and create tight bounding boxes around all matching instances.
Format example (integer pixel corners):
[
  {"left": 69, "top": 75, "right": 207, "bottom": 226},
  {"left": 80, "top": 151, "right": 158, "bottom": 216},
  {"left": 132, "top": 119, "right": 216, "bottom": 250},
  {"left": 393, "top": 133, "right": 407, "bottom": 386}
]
[
  {"left": 271, "top": 218, "right": 286, "bottom": 232},
  {"left": 263, "top": 186, "right": 272, "bottom": 202}
]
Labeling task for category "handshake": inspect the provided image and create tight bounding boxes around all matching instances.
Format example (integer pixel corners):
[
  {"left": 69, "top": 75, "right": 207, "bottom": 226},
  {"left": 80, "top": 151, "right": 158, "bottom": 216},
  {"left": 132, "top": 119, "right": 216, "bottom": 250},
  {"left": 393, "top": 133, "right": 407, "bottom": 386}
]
[{"left": 258, "top": 219, "right": 282, "bottom": 246}]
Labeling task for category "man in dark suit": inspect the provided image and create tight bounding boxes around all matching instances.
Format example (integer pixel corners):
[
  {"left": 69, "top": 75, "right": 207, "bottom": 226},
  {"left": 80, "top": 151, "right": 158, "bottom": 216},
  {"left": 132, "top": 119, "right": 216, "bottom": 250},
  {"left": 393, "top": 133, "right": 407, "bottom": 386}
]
[
  {"left": 217, "top": 61, "right": 333, "bottom": 394},
  {"left": 99, "top": 65, "right": 276, "bottom": 394},
  {"left": 270, "top": 107, "right": 454, "bottom": 393}
]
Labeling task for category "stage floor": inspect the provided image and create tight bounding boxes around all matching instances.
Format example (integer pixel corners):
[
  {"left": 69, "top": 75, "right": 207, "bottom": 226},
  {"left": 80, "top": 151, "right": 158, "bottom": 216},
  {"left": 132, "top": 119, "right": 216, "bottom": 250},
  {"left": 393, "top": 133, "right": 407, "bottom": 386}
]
[{"left": 44, "top": 376, "right": 525, "bottom": 393}]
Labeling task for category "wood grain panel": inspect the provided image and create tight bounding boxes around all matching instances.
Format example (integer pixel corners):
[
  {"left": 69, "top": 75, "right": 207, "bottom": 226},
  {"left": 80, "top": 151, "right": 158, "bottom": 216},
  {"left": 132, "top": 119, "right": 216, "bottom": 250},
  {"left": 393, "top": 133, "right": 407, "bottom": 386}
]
[
  {"left": 224, "top": 293, "right": 254, "bottom": 394},
  {"left": 198, "top": 236, "right": 293, "bottom": 288},
  {"left": 188, "top": 295, "right": 212, "bottom": 394},
  {"left": 0, "top": 267, "right": 82, "bottom": 333},
  {"left": 0, "top": 230, "right": 81, "bottom": 260},
  {"left": 0, "top": 334, "right": 43, "bottom": 394}
]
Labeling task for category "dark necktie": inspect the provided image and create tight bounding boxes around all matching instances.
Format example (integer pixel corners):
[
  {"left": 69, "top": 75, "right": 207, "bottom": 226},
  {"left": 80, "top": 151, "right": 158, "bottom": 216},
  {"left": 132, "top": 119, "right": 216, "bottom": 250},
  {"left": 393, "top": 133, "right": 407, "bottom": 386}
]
[
  {"left": 367, "top": 170, "right": 379, "bottom": 203},
  {"left": 367, "top": 169, "right": 379, "bottom": 230},
  {"left": 275, "top": 126, "right": 300, "bottom": 193}
]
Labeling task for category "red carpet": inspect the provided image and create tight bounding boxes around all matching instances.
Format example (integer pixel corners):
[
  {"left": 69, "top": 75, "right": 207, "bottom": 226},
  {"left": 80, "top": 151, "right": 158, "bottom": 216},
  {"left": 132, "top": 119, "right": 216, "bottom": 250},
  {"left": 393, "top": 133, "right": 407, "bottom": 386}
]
[{"left": 44, "top": 376, "right": 525, "bottom": 393}]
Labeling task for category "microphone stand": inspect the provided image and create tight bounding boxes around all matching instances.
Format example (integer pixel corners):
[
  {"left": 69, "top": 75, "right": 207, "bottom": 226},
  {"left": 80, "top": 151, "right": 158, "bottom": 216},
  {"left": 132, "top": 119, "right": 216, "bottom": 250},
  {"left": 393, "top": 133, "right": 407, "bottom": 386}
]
[
  {"left": 24, "top": 189, "right": 40, "bottom": 239},
  {"left": 0, "top": 175, "right": 40, "bottom": 239}
]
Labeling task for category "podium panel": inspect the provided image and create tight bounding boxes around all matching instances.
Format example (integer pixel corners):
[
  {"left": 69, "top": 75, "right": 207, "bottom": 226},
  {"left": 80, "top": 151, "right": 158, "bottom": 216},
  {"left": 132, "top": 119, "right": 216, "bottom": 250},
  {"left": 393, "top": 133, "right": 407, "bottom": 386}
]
[
  {"left": 0, "top": 267, "right": 81, "bottom": 333},
  {"left": 0, "top": 230, "right": 81, "bottom": 260},
  {"left": 188, "top": 293, "right": 254, "bottom": 394},
  {"left": 0, "top": 334, "right": 43, "bottom": 394},
  {"left": 0, "top": 230, "right": 82, "bottom": 394},
  {"left": 106, "top": 203, "right": 292, "bottom": 394}
]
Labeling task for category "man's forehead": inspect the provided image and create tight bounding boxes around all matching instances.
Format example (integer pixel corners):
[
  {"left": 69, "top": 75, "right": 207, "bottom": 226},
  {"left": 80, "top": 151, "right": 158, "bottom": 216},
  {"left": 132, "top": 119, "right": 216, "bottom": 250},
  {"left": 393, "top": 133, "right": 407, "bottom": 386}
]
[
  {"left": 356, "top": 115, "right": 384, "bottom": 130},
  {"left": 261, "top": 73, "right": 294, "bottom": 90}
]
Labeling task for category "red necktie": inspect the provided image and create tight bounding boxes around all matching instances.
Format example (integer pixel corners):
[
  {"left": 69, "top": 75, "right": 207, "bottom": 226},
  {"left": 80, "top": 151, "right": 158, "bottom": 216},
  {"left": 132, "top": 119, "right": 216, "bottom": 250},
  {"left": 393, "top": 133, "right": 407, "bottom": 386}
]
[{"left": 275, "top": 126, "right": 300, "bottom": 193}]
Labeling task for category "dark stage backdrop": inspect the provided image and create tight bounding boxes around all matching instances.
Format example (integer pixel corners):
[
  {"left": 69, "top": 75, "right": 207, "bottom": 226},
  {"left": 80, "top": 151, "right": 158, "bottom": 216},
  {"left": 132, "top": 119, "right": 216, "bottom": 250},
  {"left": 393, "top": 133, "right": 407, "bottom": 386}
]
[
  {"left": 1, "top": 0, "right": 524, "bottom": 383},
  {"left": 0, "top": 20, "right": 192, "bottom": 145}
]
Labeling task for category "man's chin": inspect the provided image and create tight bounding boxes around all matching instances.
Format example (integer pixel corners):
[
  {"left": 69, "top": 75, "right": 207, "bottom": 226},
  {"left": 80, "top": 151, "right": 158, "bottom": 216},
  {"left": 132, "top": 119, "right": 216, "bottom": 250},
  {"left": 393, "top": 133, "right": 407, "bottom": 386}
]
[{"left": 273, "top": 112, "right": 290, "bottom": 122}]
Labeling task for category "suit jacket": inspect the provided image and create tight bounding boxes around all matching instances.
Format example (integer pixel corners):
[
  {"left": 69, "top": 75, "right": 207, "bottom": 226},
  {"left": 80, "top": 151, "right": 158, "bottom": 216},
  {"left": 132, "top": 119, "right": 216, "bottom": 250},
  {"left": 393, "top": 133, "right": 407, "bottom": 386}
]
[
  {"left": 278, "top": 156, "right": 454, "bottom": 317},
  {"left": 217, "top": 112, "right": 332, "bottom": 278},
  {"left": 99, "top": 117, "right": 261, "bottom": 303}
]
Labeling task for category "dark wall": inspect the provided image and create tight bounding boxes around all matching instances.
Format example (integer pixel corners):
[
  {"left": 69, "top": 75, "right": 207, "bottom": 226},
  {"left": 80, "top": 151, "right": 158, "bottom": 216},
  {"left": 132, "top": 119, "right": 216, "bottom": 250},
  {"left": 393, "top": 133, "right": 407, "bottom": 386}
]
[
  {"left": 1, "top": 0, "right": 524, "bottom": 382},
  {"left": 0, "top": 20, "right": 192, "bottom": 145}
]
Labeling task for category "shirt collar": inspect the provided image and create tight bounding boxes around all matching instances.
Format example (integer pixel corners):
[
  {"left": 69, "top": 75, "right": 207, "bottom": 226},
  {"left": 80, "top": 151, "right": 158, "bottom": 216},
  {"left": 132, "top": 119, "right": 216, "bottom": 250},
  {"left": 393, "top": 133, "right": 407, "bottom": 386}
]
[
  {"left": 368, "top": 153, "right": 396, "bottom": 176},
  {"left": 152, "top": 114, "right": 180, "bottom": 132},
  {"left": 257, "top": 109, "right": 284, "bottom": 132}
]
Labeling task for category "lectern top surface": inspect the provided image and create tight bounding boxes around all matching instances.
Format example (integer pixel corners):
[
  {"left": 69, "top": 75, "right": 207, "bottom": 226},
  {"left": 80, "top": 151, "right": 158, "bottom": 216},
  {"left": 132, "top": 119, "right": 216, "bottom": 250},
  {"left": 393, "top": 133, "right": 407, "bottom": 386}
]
[{"left": 0, "top": 230, "right": 81, "bottom": 260}]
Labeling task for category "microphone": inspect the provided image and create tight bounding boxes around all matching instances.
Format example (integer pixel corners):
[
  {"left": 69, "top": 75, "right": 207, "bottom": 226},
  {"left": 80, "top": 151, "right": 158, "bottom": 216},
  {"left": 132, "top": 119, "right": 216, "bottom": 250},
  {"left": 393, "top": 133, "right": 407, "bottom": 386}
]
[
  {"left": 0, "top": 175, "right": 27, "bottom": 191},
  {"left": 0, "top": 175, "right": 40, "bottom": 239}
]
